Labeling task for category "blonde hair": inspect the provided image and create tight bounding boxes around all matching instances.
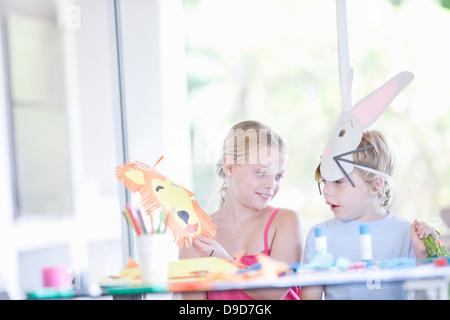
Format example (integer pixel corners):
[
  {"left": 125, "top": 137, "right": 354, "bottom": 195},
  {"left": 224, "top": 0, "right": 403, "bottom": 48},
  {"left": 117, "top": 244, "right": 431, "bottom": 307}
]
[
  {"left": 352, "top": 130, "right": 395, "bottom": 207},
  {"left": 216, "top": 120, "right": 287, "bottom": 206}
]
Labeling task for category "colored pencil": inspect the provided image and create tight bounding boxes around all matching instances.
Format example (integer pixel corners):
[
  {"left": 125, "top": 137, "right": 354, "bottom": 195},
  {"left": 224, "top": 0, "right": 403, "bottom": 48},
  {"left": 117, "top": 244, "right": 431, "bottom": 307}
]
[
  {"left": 136, "top": 208, "right": 149, "bottom": 235},
  {"left": 123, "top": 203, "right": 171, "bottom": 236},
  {"left": 122, "top": 207, "right": 134, "bottom": 232},
  {"left": 126, "top": 203, "right": 142, "bottom": 235}
]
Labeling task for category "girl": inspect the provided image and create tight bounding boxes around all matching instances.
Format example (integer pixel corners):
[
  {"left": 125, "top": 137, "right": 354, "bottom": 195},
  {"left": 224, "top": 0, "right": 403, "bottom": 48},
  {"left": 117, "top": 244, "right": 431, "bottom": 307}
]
[
  {"left": 301, "top": 130, "right": 438, "bottom": 300},
  {"left": 179, "top": 120, "right": 304, "bottom": 300}
]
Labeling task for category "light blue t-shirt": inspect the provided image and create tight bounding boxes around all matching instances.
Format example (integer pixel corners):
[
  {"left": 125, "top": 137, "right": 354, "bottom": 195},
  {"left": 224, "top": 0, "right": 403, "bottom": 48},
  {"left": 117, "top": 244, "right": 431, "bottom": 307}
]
[{"left": 303, "top": 211, "right": 415, "bottom": 300}]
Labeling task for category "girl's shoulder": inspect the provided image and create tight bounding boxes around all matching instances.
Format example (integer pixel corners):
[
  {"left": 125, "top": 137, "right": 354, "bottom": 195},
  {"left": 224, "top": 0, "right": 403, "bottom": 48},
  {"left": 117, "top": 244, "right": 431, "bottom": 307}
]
[
  {"left": 271, "top": 207, "right": 303, "bottom": 227},
  {"left": 275, "top": 207, "right": 300, "bottom": 217}
]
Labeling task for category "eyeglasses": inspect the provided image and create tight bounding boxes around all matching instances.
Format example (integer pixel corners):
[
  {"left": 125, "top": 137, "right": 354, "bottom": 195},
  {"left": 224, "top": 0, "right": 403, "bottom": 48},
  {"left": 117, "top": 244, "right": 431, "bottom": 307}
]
[{"left": 317, "top": 179, "right": 325, "bottom": 196}]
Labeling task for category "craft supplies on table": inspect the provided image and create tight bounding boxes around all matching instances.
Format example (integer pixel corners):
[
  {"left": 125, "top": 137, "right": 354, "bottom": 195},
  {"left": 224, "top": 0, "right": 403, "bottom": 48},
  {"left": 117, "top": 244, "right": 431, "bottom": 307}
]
[
  {"left": 95, "top": 254, "right": 450, "bottom": 299},
  {"left": 27, "top": 254, "right": 450, "bottom": 299}
]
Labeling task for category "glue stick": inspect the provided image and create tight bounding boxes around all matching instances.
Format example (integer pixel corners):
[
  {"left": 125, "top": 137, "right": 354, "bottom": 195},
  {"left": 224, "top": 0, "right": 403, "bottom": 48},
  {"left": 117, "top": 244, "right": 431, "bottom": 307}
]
[
  {"left": 359, "top": 224, "right": 372, "bottom": 265},
  {"left": 314, "top": 226, "right": 327, "bottom": 253}
]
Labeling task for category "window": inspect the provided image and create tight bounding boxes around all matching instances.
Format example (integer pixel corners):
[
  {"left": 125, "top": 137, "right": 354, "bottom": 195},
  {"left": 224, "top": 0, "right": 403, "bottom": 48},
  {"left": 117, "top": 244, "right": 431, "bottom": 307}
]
[
  {"left": 184, "top": 0, "right": 450, "bottom": 234},
  {"left": 6, "top": 8, "right": 72, "bottom": 217},
  {"left": 184, "top": 0, "right": 340, "bottom": 228},
  {"left": 347, "top": 0, "right": 450, "bottom": 224},
  {"left": 0, "top": 0, "right": 124, "bottom": 298}
]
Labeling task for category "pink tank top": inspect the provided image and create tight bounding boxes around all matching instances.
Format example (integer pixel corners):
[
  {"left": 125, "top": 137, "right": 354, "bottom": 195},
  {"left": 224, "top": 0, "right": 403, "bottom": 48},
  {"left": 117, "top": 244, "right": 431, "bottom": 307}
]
[{"left": 207, "top": 208, "right": 300, "bottom": 300}]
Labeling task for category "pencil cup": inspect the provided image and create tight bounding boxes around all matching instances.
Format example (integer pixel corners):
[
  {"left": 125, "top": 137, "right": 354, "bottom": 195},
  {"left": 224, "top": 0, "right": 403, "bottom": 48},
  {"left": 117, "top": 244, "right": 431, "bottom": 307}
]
[
  {"left": 42, "top": 265, "right": 73, "bottom": 289},
  {"left": 136, "top": 234, "right": 169, "bottom": 285}
]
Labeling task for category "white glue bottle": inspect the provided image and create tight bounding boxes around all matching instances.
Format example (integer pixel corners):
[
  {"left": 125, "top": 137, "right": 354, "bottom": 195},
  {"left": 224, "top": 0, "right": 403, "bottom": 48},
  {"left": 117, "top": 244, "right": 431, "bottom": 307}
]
[
  {"left": 359, "top": 224, "right": 373, "bottom": 265},
  {"left": 314, "top": 226, "right": 327, "bottom": 253}
]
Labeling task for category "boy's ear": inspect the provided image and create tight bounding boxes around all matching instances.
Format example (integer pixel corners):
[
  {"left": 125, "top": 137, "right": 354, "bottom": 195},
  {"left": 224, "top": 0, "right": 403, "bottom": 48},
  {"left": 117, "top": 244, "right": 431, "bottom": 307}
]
[{"left": 370, "top": 175, "right": 384, "bottom": 194}]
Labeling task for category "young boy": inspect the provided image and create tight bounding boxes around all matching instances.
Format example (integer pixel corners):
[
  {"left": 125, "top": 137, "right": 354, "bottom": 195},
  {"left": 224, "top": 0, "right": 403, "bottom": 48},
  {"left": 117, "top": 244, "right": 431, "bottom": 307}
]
[{"left": 301, "top": 130, "right": 437, "bottom": 300}]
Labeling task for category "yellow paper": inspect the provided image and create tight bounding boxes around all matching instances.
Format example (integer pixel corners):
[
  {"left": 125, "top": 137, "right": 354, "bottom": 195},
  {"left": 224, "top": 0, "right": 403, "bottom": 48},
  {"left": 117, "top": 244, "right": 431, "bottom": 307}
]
[{"left": 168, "top": 257, "right": 238, "bottom": 279}]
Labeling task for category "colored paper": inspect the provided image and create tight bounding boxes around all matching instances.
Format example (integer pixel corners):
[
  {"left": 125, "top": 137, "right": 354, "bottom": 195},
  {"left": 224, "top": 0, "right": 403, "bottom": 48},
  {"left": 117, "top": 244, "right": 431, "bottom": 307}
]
[{"left": 168, "top": 257, "right": 238, "bottom": 279}]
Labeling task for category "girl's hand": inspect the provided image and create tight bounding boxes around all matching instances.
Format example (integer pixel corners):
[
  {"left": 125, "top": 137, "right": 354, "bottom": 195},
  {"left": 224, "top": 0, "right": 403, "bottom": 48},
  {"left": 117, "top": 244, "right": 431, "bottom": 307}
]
[
  {"left": 192, "top": 235, "right": 234, "bottom": 261},
  {"left": 411, "top": 219, "right": 438, "bottom": 260}
]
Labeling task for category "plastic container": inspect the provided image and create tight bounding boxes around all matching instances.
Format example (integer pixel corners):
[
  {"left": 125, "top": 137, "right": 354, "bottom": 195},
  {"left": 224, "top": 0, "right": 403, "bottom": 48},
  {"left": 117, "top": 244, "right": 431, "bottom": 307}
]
[
  {"left": 359, "top": 224, "right": 373, "bottom": 265},
  {"left": 314, "top": 226, "right": 327, "bottom": 253}
]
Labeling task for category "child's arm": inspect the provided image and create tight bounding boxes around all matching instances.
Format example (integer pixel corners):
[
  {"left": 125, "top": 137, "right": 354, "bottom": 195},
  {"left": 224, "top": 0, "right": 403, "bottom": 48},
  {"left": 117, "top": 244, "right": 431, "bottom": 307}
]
[
  {"left": 244, "top": 208, "right": 304, "bottom": 300},
  {"left": 410, "top": 219, "right": 438, "bottom": 260},
  {"left": 300, "top": 285, "right": 324, "bottom": 300}
]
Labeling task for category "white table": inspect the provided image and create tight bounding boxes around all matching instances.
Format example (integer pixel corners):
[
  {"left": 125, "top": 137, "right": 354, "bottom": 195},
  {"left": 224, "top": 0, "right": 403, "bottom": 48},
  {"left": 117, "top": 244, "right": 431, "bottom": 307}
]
[{"left": 204, "top": 264, "right": 450, "bottom": 299}]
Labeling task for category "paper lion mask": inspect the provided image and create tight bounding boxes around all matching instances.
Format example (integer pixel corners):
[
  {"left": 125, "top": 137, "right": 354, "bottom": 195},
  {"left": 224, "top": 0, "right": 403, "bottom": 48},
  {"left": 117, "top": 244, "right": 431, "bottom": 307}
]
[{"left": 116, "top": 157, "right": 217, "bottom": 248}]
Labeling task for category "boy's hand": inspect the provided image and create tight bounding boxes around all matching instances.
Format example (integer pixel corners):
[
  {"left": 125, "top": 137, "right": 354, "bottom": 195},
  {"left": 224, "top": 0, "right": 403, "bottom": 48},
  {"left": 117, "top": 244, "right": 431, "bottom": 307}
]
[{"left": 411, "top": 219, "right": 438, "bottom": 260}]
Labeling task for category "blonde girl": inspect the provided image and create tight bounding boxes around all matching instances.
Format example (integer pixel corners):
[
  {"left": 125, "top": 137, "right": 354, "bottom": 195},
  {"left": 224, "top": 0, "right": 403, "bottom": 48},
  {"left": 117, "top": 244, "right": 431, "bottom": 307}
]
[{"left": 179, "top": 120, "right": 304, "bottom": 300}]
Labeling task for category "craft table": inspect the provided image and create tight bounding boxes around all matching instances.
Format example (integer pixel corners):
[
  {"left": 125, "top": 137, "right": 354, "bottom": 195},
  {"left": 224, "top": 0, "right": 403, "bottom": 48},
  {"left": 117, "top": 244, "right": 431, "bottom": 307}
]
[
  {"left": 26, "top": 257, "right": 450, "bottom": 300},
  {"left": 99, "top": 263, "right": 450, "bottom": 300}
]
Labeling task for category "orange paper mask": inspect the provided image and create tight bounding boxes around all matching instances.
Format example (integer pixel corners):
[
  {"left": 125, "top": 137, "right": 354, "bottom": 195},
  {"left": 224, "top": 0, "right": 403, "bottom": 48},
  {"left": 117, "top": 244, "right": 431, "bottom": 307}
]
[{"left": 115, "top": 157, "right": 217, "bottom": 248}]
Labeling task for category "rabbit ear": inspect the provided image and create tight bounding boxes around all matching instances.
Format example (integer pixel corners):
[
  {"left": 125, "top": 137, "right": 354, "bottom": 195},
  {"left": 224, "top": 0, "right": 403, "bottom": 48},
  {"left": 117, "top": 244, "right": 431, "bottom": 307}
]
[
  {"left": 341, "top": 68, "right": 354, "bottom": 111},
  {"left": 351, "top": 71, "right": 414, "bottom": 128}
]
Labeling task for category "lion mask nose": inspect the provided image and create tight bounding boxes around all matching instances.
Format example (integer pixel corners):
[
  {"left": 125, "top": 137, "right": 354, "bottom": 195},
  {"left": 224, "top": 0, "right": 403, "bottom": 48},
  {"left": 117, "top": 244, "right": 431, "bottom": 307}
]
[{"left": 177, "top": 210, "right": 189, "bottom": 224}]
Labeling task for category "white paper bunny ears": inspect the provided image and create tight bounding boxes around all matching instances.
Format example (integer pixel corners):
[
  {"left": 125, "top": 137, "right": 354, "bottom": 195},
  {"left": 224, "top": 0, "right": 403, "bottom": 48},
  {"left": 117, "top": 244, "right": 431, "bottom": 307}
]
[{"left": 315, "top": 69, "right": 414, "bottom": 187}]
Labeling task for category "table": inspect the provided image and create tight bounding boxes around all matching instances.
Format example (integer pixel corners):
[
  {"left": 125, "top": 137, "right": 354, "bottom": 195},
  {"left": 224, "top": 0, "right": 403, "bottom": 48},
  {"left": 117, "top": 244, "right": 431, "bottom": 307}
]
[
  {"left": 26, "top": 257, "right": 450, "bottom": 300},
  {"left": 100, "top": 263, "right": 450, "bottom": 300}
]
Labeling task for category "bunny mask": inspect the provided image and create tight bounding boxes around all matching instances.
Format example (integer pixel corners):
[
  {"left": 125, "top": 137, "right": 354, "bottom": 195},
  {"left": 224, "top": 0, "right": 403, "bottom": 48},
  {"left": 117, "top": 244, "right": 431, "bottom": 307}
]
[{"left": 315, "top": 70, "right": 414, "bottom": 188}]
